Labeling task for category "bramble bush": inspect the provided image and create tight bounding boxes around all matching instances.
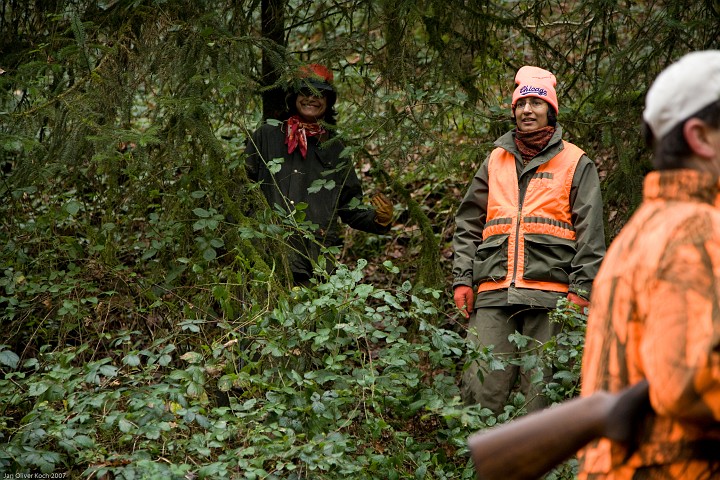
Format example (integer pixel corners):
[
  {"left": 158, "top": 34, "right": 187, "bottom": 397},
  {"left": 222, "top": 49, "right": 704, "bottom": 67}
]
[
  {"left": 0, "top": 4, "right": 589, "bottom": 475},
  {"left": 0, "top": 241, "right": 586, "bottom": 478}
]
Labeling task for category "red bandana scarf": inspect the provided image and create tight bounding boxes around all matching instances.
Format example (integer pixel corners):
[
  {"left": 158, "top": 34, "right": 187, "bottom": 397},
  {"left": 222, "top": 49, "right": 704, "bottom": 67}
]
[
  {"left": 285, "top": 115, "right": 327, "bottom": 158},
  {"left": 514, "top": 126, "right": 555, "bottom": 166}
]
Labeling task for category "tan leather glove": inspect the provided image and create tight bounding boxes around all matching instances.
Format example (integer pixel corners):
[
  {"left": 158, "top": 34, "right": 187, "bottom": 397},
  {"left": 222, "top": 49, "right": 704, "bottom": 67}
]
[
  {"left": 454, "top": 285, "right": 475, "bottom": 319},
  {"left": 371, "top": 193, "right": 393, "bottom": 226}
]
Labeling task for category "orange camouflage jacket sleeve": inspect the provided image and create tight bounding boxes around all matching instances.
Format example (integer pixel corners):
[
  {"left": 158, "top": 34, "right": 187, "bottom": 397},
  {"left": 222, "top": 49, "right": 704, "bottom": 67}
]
[{"left": 578, "top": 170, "right": 720, "bottom": 480}]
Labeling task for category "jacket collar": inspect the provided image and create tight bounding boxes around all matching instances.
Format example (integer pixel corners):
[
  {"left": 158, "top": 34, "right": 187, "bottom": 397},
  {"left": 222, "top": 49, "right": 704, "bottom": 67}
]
[
  {"left": 495, "top": 124, "right": 565, "bottom": 168},
  {"left": 644, "top": 169, "right": 720, "bottom": 207}
]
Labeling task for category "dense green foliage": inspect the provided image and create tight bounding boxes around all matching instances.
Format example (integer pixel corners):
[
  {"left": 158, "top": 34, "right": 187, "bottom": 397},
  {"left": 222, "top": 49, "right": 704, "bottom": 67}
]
[
  {"left": 1, "top": 0, "right": 719, "bottom": 478},
  {"left": 0, "top": 256, "right": 587, "bottom": 477}
]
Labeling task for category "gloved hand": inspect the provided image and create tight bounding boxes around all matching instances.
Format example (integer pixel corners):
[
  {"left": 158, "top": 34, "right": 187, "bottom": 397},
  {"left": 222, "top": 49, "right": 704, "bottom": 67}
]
[
  {"left": 371, "top": 193, "right": 394, "bottom": 226},
  {"left": 567, "top": 292, "right": 590, "bottom": 310},
  {"left": 454, "top": 285, "right": 475, "bottom": 319}
]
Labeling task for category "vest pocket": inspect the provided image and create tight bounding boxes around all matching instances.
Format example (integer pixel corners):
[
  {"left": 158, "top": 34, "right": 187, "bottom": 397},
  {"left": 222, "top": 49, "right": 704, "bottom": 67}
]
[
  {"left": 523, "top": 234, "right": 575, "bottom": 284},
  {"left": 473, "top": 234, "right": 509, "bottom": 284}
]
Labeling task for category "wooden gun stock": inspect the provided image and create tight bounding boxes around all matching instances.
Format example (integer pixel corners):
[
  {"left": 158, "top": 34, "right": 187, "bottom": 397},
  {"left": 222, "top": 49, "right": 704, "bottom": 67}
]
[{"left": 468, "top": 380, "right": 650, "bottom": 480}]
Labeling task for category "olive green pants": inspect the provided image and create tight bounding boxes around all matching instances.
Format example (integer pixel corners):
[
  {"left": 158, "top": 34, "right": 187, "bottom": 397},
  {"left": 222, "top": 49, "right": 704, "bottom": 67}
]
[{"left": 461, "top": 305, "right": 561, "bottom": 414}]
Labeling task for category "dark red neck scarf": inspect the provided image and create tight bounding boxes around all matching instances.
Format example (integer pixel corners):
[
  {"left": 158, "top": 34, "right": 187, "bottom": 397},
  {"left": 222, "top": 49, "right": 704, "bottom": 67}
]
[
  {"left": 285, "top": 115, "right": 326, "bottom": 158},
  {"left": 515, "top": 126, "right": 555, "bottom": 166}
]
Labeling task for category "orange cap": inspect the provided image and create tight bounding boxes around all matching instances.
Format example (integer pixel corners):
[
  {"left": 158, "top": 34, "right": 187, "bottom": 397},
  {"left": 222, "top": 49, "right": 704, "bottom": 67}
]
[
  {"left": 511, "top": 66, "right": 558, "bottom": 114},
  {"left": 298, "top": 64, "right": 334, "bottom": 84}
]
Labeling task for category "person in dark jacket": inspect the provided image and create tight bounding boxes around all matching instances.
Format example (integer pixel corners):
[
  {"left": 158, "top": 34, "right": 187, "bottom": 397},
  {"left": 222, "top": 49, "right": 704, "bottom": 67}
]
[
  {"left": 452, "top": 66, "right": 606, "bottom": 413},
  {"left": 245, "top": 64, "right": 393, "bottom": 285}
]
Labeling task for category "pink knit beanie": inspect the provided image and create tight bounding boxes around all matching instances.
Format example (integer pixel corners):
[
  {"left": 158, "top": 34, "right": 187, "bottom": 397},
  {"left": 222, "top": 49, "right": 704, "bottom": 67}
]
[{"left": 511, "top": 66, "right": 559, "bottom": 114}]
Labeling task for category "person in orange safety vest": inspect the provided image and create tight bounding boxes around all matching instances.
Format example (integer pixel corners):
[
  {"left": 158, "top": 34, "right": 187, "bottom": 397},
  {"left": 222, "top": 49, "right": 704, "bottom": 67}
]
[
  {"left": 452, "top": 65, "right": 606, "bottom": 413},
  {"left": 577, "top": 50, "right": 720, "bottom": 479}
]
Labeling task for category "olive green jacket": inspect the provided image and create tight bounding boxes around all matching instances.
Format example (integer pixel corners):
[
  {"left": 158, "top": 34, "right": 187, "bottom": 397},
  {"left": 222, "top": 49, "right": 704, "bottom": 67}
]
[{"left": 452, "top": 125, "right": 606, "bottom": 308}]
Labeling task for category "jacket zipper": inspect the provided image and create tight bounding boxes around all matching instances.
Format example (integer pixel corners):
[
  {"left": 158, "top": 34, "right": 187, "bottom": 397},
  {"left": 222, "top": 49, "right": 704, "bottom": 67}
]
[
  {"left": 511, "top": 164, "right": 530, "bottom": 287},
  {"left": 511, "top": 203, "right": 522, "bottom": 286}
]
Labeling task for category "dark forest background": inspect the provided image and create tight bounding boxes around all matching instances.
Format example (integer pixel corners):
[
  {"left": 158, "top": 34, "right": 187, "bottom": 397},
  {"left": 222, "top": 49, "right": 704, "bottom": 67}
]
[{"left": 1, "top": 1, "right": 719, "bottom": 478}]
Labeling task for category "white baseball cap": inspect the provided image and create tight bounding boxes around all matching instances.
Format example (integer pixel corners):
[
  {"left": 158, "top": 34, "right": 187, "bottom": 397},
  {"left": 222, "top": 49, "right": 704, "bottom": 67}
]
[{"left": 643, "top": 50, "right": 720, "bottom": 139}]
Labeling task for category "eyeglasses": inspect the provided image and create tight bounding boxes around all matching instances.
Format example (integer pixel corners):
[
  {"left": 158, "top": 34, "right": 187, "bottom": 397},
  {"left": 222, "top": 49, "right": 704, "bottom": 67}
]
[{"left": 515, "top": 98, "right": 547, "bottom": 110}]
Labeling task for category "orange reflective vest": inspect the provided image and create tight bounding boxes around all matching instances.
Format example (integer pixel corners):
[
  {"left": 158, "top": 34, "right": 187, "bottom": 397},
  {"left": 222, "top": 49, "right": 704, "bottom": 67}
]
[{"left": 477, "top": 141, "right": 584, "bottom": 293}]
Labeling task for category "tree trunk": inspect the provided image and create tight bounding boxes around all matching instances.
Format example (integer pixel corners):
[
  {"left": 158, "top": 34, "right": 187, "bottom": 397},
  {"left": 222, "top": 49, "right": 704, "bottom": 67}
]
[{"left": 261, "top": 0, "right": 287, "bottom": 120}]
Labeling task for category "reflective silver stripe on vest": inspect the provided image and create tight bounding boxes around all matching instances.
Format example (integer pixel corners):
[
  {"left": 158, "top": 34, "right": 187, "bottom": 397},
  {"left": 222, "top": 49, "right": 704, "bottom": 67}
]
[
  {"left": 485, "top": 217, "right": 513, "bottom": 227},
  {"left": 522, "top": 215, "right": 575, "bottom": 231}
]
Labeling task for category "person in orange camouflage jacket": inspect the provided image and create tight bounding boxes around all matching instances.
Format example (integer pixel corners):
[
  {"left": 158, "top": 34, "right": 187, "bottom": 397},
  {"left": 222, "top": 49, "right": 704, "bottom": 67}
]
[{"left": 578, "top": 50, "right": 720, "bottom": 479}]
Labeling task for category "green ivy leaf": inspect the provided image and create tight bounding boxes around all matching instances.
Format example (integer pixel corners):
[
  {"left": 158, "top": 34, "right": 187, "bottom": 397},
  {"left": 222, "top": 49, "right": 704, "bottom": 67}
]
[
  {"left": 268, "top": 157, "right": 284, "bottom": 174},
  {"left": 307, "top": 179, "right": 326, "bottom": 193},
  {"left": 158, "top": 354, "right": 172, "bottom": 366},
  {"left": 217, "top": 375, "right": 234, "bottom": 392},
  {"left": 99, "top": 365, "right": 118, "bottom": 378},
  {"left": 65, "top": 200, "right": 82, "bottom": 215},
  {"left": 193, "top": 208, "right": 211, "bottom": 218},
  {"left": 0, "top": 349, "right": 20, "bottom": 369},
  {"left": 180, "top": 351, "right": 203, "bottom": 363},
  {"left": 123, "top": 354, "right": 141, "bottom": 367},
  {"left": 187, "top": 381, "right": 203, "bottom": 397},
  {"left": 118, "top": 418, "right": 133, "bottom": 433},
  {"left": 28, "top": 382, "right": 49, "bottom": 397},
  {"left": 74, "top": 435, "right": 95, "bottom": 448}
]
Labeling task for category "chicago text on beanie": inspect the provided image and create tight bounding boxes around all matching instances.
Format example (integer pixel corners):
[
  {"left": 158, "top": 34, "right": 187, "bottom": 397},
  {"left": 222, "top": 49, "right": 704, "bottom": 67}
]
[{"left": 520, "top": 85, "right": 549, "bottom": 97}]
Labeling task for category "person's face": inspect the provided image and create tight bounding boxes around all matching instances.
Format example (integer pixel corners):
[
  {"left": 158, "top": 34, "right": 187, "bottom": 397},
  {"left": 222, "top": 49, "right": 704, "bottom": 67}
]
[
  {"left": 295, "top": 89, "right": 328, "bottom": 123},
  {"left": 514, "top": 97, "right": 550, "bottom": 132}
]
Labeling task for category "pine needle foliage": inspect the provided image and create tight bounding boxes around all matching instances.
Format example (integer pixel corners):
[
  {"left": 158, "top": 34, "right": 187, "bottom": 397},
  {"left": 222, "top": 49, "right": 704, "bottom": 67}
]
[{"left": 0, "top": 0, "right": 719, "bottom": 477}]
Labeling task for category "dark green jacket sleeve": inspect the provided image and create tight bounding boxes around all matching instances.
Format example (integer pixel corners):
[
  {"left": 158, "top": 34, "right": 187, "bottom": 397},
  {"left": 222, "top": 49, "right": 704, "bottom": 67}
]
[
  {"left": 568, "top": 154, "right": 606, "bottom": 298},
  {"left": 452, "top": 156, "right": 491, "bottom": 289},
  {"left": 337, "top": 165, "right": 391, "bottom": 235}
]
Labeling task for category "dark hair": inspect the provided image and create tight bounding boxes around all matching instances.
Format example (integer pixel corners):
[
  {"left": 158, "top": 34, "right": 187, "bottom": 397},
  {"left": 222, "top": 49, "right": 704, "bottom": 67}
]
[
  {"left": 547, "top": 107, "right": 557, "bottom": 127},
  {"left": 644, "top": 100, "right": 720, "bottom": 170},
  {"left": 283, "top": 89, "right": 338, "bottom": 125}
]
